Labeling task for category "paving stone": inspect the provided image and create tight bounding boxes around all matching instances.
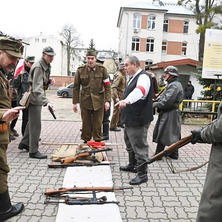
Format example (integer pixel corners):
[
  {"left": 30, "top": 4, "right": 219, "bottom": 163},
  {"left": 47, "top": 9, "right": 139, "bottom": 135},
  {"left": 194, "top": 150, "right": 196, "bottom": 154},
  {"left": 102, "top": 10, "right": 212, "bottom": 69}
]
[{"left": 6, "top": 117, "right": 211, "bottom": 221}]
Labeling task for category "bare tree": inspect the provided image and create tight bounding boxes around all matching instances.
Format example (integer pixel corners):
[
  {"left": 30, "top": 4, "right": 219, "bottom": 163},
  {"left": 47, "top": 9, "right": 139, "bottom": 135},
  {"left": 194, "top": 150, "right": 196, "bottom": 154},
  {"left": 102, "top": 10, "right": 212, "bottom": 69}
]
[
  {"left": 178, "top": 0, "right": 222, "bottom": 61},
  {"left": 59, "top": 24, "right": 82, "bottom": 76}
]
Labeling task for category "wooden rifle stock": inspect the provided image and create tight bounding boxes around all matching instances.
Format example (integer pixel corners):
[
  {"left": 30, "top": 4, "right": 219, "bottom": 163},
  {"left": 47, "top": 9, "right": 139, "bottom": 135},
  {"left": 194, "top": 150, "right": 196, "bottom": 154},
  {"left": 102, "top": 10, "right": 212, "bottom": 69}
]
[
  {"left": 61, "top": 147, "right": 112, "bottom": 164},
  {"left": 45, "top": 186, "right": 133, "bottom": 196},
  {"left": 147, "top": 135, "right": 193, "bottom": 165}
]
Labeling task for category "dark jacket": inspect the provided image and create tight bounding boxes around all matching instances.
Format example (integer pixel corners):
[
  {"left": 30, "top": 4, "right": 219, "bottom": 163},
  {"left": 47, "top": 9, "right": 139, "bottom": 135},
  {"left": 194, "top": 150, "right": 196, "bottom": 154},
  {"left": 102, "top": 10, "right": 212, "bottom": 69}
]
[
  {"left": 153, "top": 77, "right": 184, "bottom": 146},
  {"left": 13, "top": 65, "right": 30, "bottom": 104},
  {"left": 184, "top": 84, "right": 194, "bottom": 98},
  {"left": 121, "top": 70, "right": 153, "bottom": 126}
]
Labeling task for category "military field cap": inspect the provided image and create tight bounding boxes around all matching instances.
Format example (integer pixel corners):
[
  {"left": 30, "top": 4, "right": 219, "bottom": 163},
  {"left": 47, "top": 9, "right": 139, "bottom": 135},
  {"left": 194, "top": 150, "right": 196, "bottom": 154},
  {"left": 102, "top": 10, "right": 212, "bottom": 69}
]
[
  {"left": 42, "top": 46, "right": 56, "bottom": 56},
  {"left": 119, "top": 62, "right": 125, "bottom": 70},
  {"left": 0, "top": 36, "right": 24, "bottom": 58},
  {"left": 26, "top": 56, "right": 35, "bottom": 63},
  {"left": 86, "top": 50, "right": 97, "bottom": 57}
]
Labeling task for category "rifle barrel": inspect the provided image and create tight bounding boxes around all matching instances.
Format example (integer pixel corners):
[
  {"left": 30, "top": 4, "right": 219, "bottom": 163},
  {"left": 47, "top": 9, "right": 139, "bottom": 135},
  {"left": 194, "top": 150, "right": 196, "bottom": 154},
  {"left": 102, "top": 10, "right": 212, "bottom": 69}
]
[{"left": 45, "top": 186, "right": 133, "bottom": 196}]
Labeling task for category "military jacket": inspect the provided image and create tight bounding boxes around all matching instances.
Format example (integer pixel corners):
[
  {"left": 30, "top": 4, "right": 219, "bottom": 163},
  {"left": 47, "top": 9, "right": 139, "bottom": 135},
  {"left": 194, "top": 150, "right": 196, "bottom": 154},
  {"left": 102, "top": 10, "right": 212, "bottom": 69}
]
[
  {"left": 72, "top": 63, "right": 111, "bottom": 110},
  {"left": 0, "top": 68, "right": 11, "bottom": 144},
  {"left": 111, "top": 71, "right": 126, "bottom": 100},
  {"left": 196, "top": 101, "right": 222, "bottom": 222},
  {"left": 153, "top": 78, "right": 184, "bottom": 146},
  {"left": 29, "top": 57, "right": 50, "bottom": 106}
]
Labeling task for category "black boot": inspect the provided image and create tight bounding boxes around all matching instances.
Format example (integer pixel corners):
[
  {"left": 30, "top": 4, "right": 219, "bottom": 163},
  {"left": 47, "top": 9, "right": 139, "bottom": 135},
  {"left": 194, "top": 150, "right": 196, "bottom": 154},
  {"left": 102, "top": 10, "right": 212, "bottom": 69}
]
[
  {"left": 102, "top": 122, "right": 109, "bottom": 141},
  {"left": 129, "top": 164, "right": 148, "bottom": 185},
  {"left": 153, "top": 143, "right": 165, "bottom": 160},
  {"left": 168, "top": 150, "right": 179, "bottom": 160},
  {"left": 0, "top": 190, "right": 24, "bottom": 222},
  {"left": 120, "top": 152, "right": 137, "bottom": 173}
]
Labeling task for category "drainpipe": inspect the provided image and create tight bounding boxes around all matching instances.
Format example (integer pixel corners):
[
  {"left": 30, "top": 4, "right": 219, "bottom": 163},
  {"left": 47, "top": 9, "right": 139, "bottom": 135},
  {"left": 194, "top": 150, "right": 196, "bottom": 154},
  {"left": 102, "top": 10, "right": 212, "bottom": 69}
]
[{"left": 124, "top": 11, "right": 129, "bottom": 60}]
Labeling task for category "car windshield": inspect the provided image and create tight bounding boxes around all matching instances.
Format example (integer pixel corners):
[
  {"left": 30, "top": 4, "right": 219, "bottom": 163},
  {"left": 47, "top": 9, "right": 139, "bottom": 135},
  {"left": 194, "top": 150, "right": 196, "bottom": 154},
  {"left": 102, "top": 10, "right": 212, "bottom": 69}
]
[{"left": 67, "top": 83, "right": 73, "bottom": 88}]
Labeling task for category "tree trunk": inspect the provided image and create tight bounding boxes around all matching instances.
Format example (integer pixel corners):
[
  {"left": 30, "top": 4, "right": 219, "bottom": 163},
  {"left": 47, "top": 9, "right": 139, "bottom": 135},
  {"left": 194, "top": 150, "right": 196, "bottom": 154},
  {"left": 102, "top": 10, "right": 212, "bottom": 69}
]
[{"left": 199, "top": 32, "right": 205, "bottom": 61}]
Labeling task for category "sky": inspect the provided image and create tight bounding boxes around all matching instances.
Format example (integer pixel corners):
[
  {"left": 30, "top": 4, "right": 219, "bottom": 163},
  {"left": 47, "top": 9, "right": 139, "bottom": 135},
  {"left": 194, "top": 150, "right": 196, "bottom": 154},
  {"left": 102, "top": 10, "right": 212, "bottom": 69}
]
[{"left": 0, "top": 0, "right": 140, "bottom": 50}]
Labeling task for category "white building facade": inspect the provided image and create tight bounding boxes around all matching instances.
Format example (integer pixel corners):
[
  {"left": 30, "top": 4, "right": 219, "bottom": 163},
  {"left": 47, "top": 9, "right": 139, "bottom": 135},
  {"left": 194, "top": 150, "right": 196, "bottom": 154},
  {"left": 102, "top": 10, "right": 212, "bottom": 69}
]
[{"left": 117, "top": 2, "right": 200, "bottom": 68}]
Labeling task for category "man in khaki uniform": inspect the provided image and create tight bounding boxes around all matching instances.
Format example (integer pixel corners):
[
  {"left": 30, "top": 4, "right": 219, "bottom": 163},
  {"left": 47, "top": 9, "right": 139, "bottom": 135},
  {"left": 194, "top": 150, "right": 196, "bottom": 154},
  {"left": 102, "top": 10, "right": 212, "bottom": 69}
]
[
  {"left": 72, "top": 50, "right": 111, "bottom": 142},
  {"left": 110, "top": 62, "right": 126, "bottom": 131},
  {"left": 0, "top": 34, "right": 25, "bottom": 221}
]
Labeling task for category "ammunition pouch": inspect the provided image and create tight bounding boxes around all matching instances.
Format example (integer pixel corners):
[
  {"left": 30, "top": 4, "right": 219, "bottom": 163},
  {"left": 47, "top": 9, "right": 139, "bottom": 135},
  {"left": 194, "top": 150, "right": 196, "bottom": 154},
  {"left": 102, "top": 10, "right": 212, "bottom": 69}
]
[{"left": 0, "top": 122, "right": 8, "bottom": 133}]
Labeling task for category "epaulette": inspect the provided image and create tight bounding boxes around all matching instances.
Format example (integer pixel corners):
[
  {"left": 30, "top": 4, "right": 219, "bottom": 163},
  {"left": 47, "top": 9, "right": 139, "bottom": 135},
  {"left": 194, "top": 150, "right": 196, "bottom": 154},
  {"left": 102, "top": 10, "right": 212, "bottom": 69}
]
[
  {"left": 77, "top": 65, "right": 86, "bottom": 70},
  {"left": 96, "top": 63, "right": 105, "bottom": 70}
]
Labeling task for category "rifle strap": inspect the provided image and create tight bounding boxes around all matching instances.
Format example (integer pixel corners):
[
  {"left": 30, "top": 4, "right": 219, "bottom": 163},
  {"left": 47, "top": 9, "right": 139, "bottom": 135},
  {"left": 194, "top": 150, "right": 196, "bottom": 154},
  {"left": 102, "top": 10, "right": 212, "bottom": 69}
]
[{"left": 165, "top": 156, "right": 209, "bottom": 174}]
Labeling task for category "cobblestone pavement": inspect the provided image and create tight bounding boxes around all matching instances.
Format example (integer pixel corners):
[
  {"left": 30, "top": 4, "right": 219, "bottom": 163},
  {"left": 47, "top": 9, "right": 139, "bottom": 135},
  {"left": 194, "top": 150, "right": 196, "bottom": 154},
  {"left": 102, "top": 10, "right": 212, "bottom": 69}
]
[{"left": 6, "top": 91, "right": 211, "bottom": 222}]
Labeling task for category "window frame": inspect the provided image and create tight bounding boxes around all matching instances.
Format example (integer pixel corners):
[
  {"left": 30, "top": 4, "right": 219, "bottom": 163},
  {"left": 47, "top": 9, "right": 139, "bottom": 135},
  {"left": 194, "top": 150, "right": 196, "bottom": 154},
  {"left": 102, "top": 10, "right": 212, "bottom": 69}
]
[
  {"left": 163, "top": 19, "right": 169, "bottom": 32},
  {"left": 182, "top": 41, "right": 187, "bottom": 55},
  {"left": 133, "top": 13, "right": 142, "bottom": 29},
  {"left": 145, "top": 59, "right": 153, "bottom": 66},
  {"left": 146, "top": 38, "right": 155, "bottom": 52},
  {"left": 183, "top": 20, "right": 189, "bottom": 34},
  {"left": 131, "top": 37, "right": 140, "bottom": 52},
  {"left": 148, "top": 15, "right": 156, "bottom": 30},
  {"left": 162, "top": 40, "right": 167, "bottom": 54}
]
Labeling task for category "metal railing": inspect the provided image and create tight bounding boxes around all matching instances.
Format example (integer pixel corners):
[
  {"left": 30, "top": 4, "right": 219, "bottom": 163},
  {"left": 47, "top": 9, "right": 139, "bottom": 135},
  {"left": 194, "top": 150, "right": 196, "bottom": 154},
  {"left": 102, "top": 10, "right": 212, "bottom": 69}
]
[{"left": 180, "top": 100, "right": 221, "bottom": 120}]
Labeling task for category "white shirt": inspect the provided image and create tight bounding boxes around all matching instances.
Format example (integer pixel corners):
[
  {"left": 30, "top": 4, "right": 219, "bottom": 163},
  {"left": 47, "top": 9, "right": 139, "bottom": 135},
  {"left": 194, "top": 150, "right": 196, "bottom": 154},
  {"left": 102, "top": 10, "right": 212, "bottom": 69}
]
[{"left": 126, "top": 69, "right": 151, "bottom": 104}]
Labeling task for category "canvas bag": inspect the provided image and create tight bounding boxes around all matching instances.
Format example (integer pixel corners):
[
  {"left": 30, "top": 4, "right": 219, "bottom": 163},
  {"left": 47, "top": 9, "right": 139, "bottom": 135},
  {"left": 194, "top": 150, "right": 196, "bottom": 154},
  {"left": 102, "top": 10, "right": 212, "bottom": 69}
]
[{"left": 19, "top": 86, "right": 32, "bottom": 108}]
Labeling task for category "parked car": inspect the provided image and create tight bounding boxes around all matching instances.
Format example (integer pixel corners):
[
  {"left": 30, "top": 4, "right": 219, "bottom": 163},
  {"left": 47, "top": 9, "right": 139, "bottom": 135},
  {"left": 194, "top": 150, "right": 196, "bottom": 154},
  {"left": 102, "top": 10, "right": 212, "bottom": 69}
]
[{"left": 57, "top": 83, "right": 73, "bottom": 98}]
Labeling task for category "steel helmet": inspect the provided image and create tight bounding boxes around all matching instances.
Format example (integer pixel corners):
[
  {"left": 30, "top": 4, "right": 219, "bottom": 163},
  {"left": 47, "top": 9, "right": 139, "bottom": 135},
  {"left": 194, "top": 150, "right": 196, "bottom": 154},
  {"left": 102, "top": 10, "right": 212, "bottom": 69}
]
[{"left": 164, "top": 66, "right": 178, "bottom": 77}]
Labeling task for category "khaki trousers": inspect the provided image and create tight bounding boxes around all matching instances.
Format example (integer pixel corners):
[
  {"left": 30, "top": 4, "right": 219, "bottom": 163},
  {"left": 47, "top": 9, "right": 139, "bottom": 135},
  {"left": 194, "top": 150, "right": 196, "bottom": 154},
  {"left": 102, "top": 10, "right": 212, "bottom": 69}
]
[
  {"left": 110, "top": 101, "right": 120, "bottom": 128},
  {"left": 0, "top": 144, "right": 9, "bottom": 193},
  {"left": 81, "top": 107, "right": 104, "bottom": 141}
]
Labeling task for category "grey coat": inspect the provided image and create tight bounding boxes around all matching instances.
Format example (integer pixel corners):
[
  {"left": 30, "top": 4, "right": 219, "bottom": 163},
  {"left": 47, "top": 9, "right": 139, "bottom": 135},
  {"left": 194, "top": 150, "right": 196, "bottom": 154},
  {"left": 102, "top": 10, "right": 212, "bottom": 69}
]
[
  {"left": 196, "top": 101, "right": 222, "bottom": 222},
  {"left": 29, "top": 57, "right": 50, "bottom": 106},
  {"left": 153, "top": 78, "right": 184, "bottom": 146}
]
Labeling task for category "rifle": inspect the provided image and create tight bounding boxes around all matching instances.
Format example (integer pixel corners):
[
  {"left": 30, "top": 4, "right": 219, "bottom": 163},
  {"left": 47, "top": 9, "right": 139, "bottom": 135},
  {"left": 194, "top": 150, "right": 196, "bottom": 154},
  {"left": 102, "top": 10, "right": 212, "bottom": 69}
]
[
  {"left": 139, "top": 135, "right": 193, "bottom": 167},
  {"left": 61, "top": 147, "right": 112, "bottom": 164},
  {"left": 41, "top": 141, "right": 120, "bottom": 146},
  {"left": 45, "top": 186, "right": 133, "bottom": 196},
  {"left": 48, "top": 106, "right": 56, "bottom": 119},
  {"left": 45, "top": 192, "right": 120, "bottom": 205},
  {"left": 48, "top": 161, "right": 115, "bottom": 168}
]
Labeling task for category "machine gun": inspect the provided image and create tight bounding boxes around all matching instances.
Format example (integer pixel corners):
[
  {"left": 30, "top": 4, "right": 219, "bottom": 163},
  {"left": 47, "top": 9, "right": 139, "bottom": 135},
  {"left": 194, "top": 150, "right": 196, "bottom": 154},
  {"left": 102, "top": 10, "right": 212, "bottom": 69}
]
[
  {"left": 45, "top": 186, "right": 133, "bottom": 196},
  {"left": 48, "top": 161, "right": 115, "bottom": 168},
  {"left": 45, "top": 192, "right": 119, "bottom": 205},
  {"left": 61, "top": 147, "right": 112, "bottom": 164}
]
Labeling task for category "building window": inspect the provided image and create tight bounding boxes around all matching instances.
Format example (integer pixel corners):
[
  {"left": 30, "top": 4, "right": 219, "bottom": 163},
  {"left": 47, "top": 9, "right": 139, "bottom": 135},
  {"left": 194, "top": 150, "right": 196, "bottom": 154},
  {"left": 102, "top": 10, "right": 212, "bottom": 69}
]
[
  {"left": 35, "top": 38, "right": 39, "bottom": 42},
  {"left": 183, "top": 20, "right": 189, "bottom": 33},
  {"left": 162, "top": 41, "right": 167, "bottom": 54},
  {"left": 133, "top": 14, "right": 141, "bottom": 29},
  {"left": 131, "top": 37, "right": 140, "bottom": 51},
  {"left": 145, "top": 60, "right": 153, "bottom": 66},
  {"left": 163, "top": 19, "right": 168, "bottom": 32},
  {"left": 42, "top": 38, "right": 46, "bottom": 43},
  {"left": 182, "top": 42, "right": 187, "bottom": 55},
  {"left": 146, "top": 38, "right": 155, "bottom": 52},
  {"left": 148, "top": 15, "right": 156, "bottom": 30}
]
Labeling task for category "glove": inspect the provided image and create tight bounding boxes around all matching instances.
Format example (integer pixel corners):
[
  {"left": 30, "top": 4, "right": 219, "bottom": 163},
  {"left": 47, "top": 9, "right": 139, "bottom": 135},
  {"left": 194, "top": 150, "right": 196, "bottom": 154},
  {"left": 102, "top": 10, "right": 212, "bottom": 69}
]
[{"left": 191, "top": 129, "right": 204, "bottom": 144}]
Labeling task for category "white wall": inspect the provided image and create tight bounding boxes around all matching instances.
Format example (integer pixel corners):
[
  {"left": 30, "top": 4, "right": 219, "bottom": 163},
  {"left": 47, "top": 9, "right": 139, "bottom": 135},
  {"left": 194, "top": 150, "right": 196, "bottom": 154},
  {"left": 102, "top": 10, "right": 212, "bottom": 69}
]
[{"left": 25, "top": 34, "right": 64, "bottom": 76}]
